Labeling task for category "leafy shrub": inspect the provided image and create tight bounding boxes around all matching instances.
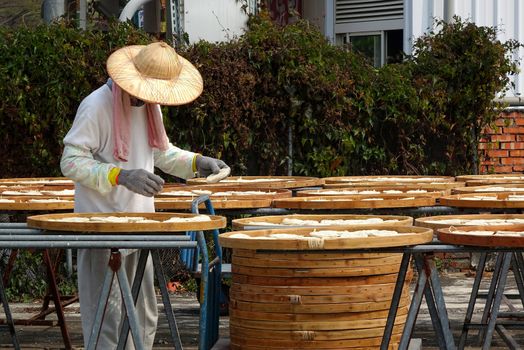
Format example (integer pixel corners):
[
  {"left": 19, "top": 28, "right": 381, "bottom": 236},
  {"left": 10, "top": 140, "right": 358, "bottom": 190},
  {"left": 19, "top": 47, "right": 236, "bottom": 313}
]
[
  {"left": 0, "top": 20, "right": 151, "bottom": 177},
  {"left": 0, "top": 14, "right": 520, "bottom": 178},
  {"left": 407, "top": 17, "right": 521, "bottom": 174}
]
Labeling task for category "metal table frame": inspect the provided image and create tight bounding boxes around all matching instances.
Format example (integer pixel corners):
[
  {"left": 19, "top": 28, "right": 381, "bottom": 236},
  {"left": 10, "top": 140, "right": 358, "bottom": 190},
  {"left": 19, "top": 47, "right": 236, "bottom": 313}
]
[
  {"left": 256, "top": 243, "right": 524, "bottom": 350},
  {"left": 0, "top": 224, "right": 218, "bottom": 350}
]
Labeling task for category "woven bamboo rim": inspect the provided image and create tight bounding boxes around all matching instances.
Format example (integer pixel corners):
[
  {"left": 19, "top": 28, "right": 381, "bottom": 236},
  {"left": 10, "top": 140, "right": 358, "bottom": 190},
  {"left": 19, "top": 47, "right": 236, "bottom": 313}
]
[
  {"left": 232, "top": 214, "right": 413, "bottom": 230},
  {"left": 27, "top": 212, "right": 226, "bottom": 233},
  {"left": 439, "top": 192, "right": 524, "bottom": 209}
]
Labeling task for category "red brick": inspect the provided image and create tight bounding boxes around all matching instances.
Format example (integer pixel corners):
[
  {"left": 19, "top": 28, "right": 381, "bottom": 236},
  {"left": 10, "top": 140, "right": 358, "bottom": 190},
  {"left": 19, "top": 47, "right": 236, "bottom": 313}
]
[
  {"left": 494, "top": 118, "right": 513, "bottom": 127},
  {"left": 516, "top": 135, "right": 524, "bottom": 142},
  {"left": 491, "top": 165, "right": 515, "bottom": 173},
  {"left": 504, "top": 126, "right": 524, "bottom": 134},
  {"left": 480, "top": 159, "right": 497, "bottom": 165},
  {"left": 515, "top": 117, "right": 524, "bottom": 126},
  {"left": 501, "top": 157, "right": 524, "bottom": 165},
  {"left": 510, "top": 150, "right": 524, "bottom": 157},
  {"left": 491, "top": 134, "right": 515, "bottom": 142},
  {"left": 500, "top": 142, "right": 524, "bottom": 149},
  {"left": 513, "top": 166, "right": 524, "bottom": 172},
  {"left": 486, "top": 150, "right": 509, "bottom": 157},
  {"left": 483, "top": 126, "right": 499, "bottom": 134},
  {"left": 478, "top": 142, "right": 496, "bottom": 150}
]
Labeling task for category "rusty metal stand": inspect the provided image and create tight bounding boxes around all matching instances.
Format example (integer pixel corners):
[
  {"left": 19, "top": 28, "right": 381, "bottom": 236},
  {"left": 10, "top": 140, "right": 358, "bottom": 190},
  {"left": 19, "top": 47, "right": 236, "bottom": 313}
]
[{"left": 1, "top": 248, "right": 73, "bottom": 349}]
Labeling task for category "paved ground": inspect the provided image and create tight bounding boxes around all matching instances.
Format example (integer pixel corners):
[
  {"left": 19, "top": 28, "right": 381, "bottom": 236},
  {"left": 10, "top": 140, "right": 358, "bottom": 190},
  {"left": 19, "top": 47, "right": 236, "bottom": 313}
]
[{"left": 0, "top": 271, "right": 522, "bottom": 349}]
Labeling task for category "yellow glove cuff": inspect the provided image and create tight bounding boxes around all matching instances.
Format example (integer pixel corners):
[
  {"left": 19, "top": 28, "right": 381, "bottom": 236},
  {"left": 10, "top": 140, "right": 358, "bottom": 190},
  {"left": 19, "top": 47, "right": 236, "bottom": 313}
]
[
  {"left": 108, "top": 167, "right": 121, "bottom": 186},
  {"left": 192, "top": 154, "right": 201, "bottom": 173}
]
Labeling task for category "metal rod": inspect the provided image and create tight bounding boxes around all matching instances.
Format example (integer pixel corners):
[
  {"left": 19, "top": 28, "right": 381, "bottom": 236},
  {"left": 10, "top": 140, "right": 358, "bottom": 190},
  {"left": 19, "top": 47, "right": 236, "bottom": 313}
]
[
  {"left": 0, "top": 235, "right": 191, "bottom": 241},
  {"left": 381, "top": 252, "right": 411, "bottom": 350},
  {"left": 0, "top": 241, "right": 198, "bottom": 249}
]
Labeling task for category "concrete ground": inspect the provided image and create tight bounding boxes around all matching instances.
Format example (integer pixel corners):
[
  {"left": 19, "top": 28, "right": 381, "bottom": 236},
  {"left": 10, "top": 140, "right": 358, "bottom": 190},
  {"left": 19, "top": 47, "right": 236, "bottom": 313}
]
[{"left": 0, "top": 271, "right": 522, "bottom": 349}]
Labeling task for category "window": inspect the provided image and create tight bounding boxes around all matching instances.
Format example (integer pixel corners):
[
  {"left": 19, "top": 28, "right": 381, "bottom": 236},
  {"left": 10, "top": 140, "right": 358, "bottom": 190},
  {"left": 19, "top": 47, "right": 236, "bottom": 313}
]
[
  {"left": 334, "top": 0, "right": 404, "bottom": 67},
  {"left": 336, "top": 29, "right": 403, "bottom": 67}
]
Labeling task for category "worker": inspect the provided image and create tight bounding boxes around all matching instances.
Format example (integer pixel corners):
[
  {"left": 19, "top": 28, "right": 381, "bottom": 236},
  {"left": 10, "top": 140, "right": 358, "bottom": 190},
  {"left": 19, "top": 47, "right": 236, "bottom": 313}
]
[{"left": 60, "top": 41, "right": 230, "bottom": 349}]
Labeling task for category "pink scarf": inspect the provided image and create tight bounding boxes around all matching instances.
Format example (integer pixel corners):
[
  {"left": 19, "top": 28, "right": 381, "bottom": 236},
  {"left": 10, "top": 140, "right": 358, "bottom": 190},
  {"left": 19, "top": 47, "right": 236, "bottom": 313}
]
[{"left": 112, "top": 83, "right": 169, "bottom": 162}]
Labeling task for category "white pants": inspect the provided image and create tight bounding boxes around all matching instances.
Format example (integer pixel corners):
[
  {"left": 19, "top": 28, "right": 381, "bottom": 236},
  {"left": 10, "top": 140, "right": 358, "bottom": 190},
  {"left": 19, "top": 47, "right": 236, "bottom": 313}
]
[{"left": 77, "top": 249, "right": 158, "bottom": 349}]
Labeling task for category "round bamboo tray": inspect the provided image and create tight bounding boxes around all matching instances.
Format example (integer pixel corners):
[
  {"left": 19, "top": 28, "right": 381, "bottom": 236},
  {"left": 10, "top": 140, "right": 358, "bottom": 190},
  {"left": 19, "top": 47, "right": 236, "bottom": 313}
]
[
  {"left": 225, "top": 226, "right": 428, "bottom": 349},
  {"left": 323, "top": 181, "right": 461, "bottom": 190},
  {"left": 455, "top": 174, "right": 524, "bottom": 187},
  {"left": 323, "top": 175, "right": 455, "bottom": 185},
  {"left": 296, "top": 188, "right": 444, "bottom": 198},
  {"left": 219, "top": 226, "right": 433, "bottom": 250},
  {"left": 0, "top": 177, "right": 73, "bottom": 186},
  {"left": 155, "top": 197, "right": 275, "bottom": 210},
  {"left": 158, "top": 186, "right": 292, "bottom": 199},
  {"left": 437, "top": 224, "right": 524, "bottom": 247},
  {"left": 0, "top": 196, "right": 74, "bottom": 211},
  {"left": 439, "top": 192, "right": 524, "bottom": 209},
  {"left": 415, "top": 214, "right": 524, "bottom": 232},
  {"left": 272, "top": 194, "right": 436, "bottom": 210},
  {"left": 232, "top": 214, "right": 413, "bottom": 230},
  {"left": 0, "top": 185, "right": 75, "bottom": 197},
  {"left": 186, "top": 176, "right": 324, "bottom": 189},
  {"left": 27, "top": 212, "right": 226, "bottom": 233},
  {"left": 452, "top": 184, "right": 524, "bottom": 194}
]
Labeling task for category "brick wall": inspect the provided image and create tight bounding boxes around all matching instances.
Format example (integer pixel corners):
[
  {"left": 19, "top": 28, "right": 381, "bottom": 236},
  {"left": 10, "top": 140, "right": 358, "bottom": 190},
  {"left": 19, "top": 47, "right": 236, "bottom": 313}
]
[{"left": 479, "top": 110, "right": 524, "bottom": 174}]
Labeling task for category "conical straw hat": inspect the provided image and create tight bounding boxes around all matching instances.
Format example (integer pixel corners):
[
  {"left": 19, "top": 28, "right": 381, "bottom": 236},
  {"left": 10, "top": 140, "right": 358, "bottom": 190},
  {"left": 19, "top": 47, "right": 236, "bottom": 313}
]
[{"left": 107, "top": 41, "right": 203, "bottom": 106}]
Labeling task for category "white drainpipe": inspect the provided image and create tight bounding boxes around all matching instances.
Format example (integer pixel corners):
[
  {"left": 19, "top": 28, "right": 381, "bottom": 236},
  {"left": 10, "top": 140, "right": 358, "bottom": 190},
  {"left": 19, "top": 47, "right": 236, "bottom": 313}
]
[{"left": 119, "top": 0, "right": 153, "bottom": 21}]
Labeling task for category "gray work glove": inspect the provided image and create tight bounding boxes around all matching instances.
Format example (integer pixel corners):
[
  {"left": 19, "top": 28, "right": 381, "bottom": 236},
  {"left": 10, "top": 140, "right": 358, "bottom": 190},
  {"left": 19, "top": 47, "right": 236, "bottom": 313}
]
[
  {"left": 118, "top": 169, "right": 164, "bottom": 197},
  {"left": 195, "top": 155, "right": 229, "bottom": 177}
]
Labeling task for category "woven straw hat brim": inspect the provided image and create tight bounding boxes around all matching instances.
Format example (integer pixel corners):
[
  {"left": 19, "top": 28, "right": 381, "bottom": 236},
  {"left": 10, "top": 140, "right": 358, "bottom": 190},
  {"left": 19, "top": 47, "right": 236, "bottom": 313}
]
[{"left": 107, "top": 45, "right": 203, "bottom": 106}]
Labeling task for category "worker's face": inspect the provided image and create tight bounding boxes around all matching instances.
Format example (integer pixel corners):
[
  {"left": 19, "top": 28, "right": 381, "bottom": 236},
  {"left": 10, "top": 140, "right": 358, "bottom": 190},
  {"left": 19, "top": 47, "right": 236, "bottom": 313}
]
[{"left": 130, "top": 96, "right": 145, "bottom": 107}]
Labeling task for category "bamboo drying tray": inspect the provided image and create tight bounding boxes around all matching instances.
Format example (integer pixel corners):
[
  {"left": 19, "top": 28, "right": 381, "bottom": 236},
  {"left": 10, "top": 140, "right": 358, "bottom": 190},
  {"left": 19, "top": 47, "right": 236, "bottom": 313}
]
[
  {"left": 0, "top": 185, "right": 75, "bottom": 197},
  {"left": 155, "top": 197, "right": 275, "bottom": 210},
  {"left": 323, "top": 175, "right": 455, "bottom": 184},
  {"left": 0, "top": 196, "right": 74, "bottom": 211},
  {"left": 455, "top": 174, "right": 524, "bottom": 187},
  {"left": 0, "top": 177, "right": 73, "bottom": 186},
  {"left": 232, "top": 214, "right": 413, "bottom": 230},
  {"left": 296, "top": 188, "right": 443, "bottom": 198},
  {"left": 272, "top": 194, "right": 436, "bottom": 210},
  {"left": 323, "top": 181, "right": 461, "bottom": 190},
  {"left": 219, "top": 226, "right": 433, "bottom": 250},
  {"left": 439, "top": 192, "right": 524, "bottom": 209},
  {"left": 437, "top": 224, "right": 524, "bottom": 247},
  {"left": 27, "top": 212, "right": 226, "bottom": 233},
  {"left": 415, "top": 214, "right": 524, "bottom": 231},
  {"left": 452, "top": 184, "right": 524, "bottom": 194},
  {"left": 186, "top": 176, "right": 324, "bottom": 189},
  {"left": 158, "top": 186, "right": 291, "bottom": 199}
]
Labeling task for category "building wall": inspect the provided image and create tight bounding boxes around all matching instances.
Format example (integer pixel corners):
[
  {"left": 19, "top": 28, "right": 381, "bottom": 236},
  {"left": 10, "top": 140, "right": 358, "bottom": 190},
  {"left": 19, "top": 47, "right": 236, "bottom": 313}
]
[
  {"left": 183, "top": 0, "right": 249, "bottom": 43},
  {"left": 480, "top": 110, "right": 524, "bottom": 174}
]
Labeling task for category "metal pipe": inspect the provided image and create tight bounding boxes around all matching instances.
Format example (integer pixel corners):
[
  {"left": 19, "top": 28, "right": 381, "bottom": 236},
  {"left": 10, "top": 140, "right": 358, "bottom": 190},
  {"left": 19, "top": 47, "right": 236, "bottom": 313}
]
[
  {"left": 119, "top": 0, "right": 152, "bottom": 21},
  {"left": 0, "top": 241, "right": 198, "bottom": 249},
  {"left": 0, "top": 235, "right": 191, "bottom": 241}
]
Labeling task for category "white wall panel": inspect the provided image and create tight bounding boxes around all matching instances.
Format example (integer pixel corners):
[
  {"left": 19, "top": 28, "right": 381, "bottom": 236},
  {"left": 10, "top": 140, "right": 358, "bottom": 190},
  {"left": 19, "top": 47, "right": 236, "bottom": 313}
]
[{"left": 184, "top": 0, "right": 248, "bottom": 43}]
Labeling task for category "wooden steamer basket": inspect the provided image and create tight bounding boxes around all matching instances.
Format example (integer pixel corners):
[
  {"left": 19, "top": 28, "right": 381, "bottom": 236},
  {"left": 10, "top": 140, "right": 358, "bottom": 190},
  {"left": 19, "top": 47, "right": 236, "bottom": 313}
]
[
  {"left": 186, "top": 176, "right": 324, "bottom": 189},
  {"left": 220, "top": 226, "right": 433, "bottom": 349},
  {"left": 323, "top": 181, "right": 461, "bottom": 191},
  {"left": 155, "top": 187, "right": 292, "bottom": 210}
]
